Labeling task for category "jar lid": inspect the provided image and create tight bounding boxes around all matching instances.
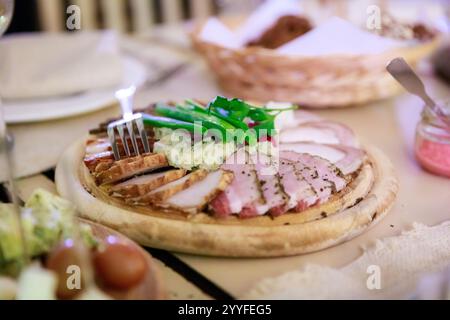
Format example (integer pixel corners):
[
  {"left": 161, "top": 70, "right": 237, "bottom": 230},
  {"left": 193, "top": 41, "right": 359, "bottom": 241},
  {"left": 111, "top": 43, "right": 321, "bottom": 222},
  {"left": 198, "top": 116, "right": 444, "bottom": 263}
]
[{"left": 422, "top": 99, "right": 450, "bottom": 128}]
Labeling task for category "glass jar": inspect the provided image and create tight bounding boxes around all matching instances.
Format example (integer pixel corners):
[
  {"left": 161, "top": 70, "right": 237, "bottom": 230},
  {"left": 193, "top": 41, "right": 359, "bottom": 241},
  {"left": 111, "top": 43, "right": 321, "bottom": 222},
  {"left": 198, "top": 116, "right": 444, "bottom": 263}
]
[{"left": 415, "top": 101, "right": 450, "bottom": 178}]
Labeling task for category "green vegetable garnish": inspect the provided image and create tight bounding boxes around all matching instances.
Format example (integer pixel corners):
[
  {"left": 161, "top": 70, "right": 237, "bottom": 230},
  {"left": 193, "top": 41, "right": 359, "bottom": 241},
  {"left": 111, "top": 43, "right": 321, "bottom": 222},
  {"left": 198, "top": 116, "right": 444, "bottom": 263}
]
[
  {"left": 155, "top": 103, "right": 235, "bottom": 141},
  {"left": 146, "top": 97, "right": 297, "bottom": 145},
  {"left": 207, "top": 96, "right": 297, "bottom": 139},
  {"left": 142, "top": 113, "right": 206, "bottom": 134}
]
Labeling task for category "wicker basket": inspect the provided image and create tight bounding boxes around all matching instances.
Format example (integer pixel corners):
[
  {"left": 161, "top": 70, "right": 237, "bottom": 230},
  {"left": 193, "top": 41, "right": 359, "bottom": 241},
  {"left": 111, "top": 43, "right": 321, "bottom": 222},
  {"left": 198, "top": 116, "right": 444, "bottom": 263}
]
[{"left": 191, "top": 20, "right": 441, "bottom": 108}]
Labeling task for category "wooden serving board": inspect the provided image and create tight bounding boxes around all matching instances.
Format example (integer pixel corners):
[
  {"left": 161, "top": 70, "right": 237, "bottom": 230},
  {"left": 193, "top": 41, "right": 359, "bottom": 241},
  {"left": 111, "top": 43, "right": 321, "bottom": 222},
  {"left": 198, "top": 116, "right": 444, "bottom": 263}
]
[{"left": 55, "top": 138, "right": 398, "bottom": 258}]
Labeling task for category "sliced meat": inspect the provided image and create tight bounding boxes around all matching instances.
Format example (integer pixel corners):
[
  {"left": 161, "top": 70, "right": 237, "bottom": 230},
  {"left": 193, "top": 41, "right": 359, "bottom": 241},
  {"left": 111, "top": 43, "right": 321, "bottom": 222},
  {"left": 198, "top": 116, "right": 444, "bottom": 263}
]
[
  {"left": 279, "top": 142, "right": 365, "bottom": 175},
  {"left": 211, "top": 149, "right": 267, "bottom": 218},
  {"left": 268, "top": 104, "right": 322, "bottom": 131},
  {"left": 278, "top": 160, "right": 318, "bottom": 212},
  {"left": 251, "top": 153, "right": 289, "bottom": 216},
  {"left": 331, "top": 145, "right": 366, "bottom": 176},
  {"left": 84, "top": 151, "right": 114, "bottom": 173},
  {"left": 128, "top": 169, "right": 208, "bottom": 205},
  {"left": 84, "top": 138, "right": 115, "bottom": 172},
  {"left": 110, "top": 169, "right": 186, "bottom": 198},
  {"left": 293, "top": 110, "right": 323, "bottom": 125},
  {"left": 280, "top": 121, "right": 358, "bottom": 147},
  {"left": 85, "top": 136, "right": 155, "bottom": 157},
  {"left": 280, "top": 151, "right": 334, "bottom": 204},
  {"left": 95, "top": 153, "right": 168, "bottom": 185},
  {"left": 86, "top": 138, "right": 111, "bottom": 155},
  {"left": 209, "top": 191, "right": 232, "bottom": 218},
  {"left": 295, "top": 153, "right": 346, "bottom": 192},
  {"left": 160, "top": 170, "right": 233, "bottom": 213},
  {"left": 280, "top": 126, "right": 341, "bottom": 145}
]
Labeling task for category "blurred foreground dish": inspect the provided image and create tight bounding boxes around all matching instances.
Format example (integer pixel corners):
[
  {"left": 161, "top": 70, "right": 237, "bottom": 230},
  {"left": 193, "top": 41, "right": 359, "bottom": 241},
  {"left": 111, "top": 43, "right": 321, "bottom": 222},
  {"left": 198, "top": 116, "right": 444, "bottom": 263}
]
[{"left": 0, "top": 189, "right": 165, "bottom": 300}]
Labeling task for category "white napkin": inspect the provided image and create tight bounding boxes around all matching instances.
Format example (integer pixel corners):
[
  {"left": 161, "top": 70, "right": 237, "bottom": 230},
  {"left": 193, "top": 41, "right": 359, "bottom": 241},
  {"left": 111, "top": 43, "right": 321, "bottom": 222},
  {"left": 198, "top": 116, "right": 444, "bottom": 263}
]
[
  {"left": 278, "top": 17, "right": 406, "bottom": 56},
  {"left": 199, "top": 0, "right": 302, "bottom": 49},
  {"left": 243, "top": 222, "right": 450, "bottom": 299},
  {"left": 0, "top": 31, "right": 124, "bottom": 100},
  {"left": 235, "top": 0, "right": 302, "bottom": 45},
  {"left": 198, "top": 17, "right": 242, "bottom": 49}
]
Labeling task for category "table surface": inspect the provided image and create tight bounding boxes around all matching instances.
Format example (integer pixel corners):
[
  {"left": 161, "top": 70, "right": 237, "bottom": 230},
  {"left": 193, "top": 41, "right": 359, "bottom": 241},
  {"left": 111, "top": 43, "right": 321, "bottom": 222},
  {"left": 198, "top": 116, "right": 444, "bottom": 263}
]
[{"left": 3, "top": 29, "right": 450, "bottom": 299}]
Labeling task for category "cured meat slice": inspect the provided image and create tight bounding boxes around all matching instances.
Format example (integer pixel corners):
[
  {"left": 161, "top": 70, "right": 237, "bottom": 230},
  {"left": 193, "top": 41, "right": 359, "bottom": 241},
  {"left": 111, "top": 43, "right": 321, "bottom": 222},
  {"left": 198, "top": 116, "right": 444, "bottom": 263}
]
[
  {"left": 279, "top": 121, "right": 358, "bottom": 147},
  {"left": 129, "top": 169, "right": 208, "bottom": 204},
  {"left": 84, "top": 151, "right": 114, "bottom": 173},
  {"left": 251, "top": 153, "right": 289, "bottom": 216},
  {"left": 211, "top": 149, "right": 267, "bottom": 218},
  {"left": 295, "top": 153, "right": 346, "bottom": 192},
  {"left": 110, "top": 169, "right": 186, "bottom": 198},
  {"left": 280, "top": 151, "right": 334, "bottom": 204},
  {"left": 160, "top": 170, "right": 233, "bottom": 213},
  {"left": 95, "top": 153, "right": 169, "bottom": 185},
  {"left": 278, "top": 160, "right": 318, "bottom": 212},
  {"left": 279, "top": 142, "right": 365, "bottom": 175}
]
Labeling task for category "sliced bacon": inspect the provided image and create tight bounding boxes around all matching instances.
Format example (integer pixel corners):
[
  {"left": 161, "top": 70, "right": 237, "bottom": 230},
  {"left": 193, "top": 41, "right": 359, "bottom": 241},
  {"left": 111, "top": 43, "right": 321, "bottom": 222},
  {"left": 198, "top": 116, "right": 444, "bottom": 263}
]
[
  {"left": 251, "top": 153, "right": 289, "bottom": 217},
  {"left": 278, "top": 160, "right": 318, "bottom": 212},
  {"left": 280, "top": 151, "right": 334, "bottom": 204},
  {"left": 293, "top": 110, "right": 323, "bottom": 125},
  {"left": 280, "top": 121, "right": 358, "bottom": 147},
  {"left": 279, "top": 142, "right": 365, "bottom": 175},
  {"left": 331, "top": 145, "right": 366, "bottom": 176},
  {"left": 296, "top": 153, "right": 346, "bottom": 192},
  {"left": 209, "top": 191, "right": 233, "bottom": 218},
  {"left": 210, "top": 149, "right": 267, "bottom": 218},
  {"left": 160, "top": 170, "right": 233, "bottom": 213}
]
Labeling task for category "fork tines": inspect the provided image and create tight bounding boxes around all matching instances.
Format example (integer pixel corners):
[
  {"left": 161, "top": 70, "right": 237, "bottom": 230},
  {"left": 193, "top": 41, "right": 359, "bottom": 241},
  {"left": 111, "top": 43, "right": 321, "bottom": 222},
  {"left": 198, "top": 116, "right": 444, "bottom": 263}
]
[{"left": 107, "top": 113, "right": 150, "bottom": 160}]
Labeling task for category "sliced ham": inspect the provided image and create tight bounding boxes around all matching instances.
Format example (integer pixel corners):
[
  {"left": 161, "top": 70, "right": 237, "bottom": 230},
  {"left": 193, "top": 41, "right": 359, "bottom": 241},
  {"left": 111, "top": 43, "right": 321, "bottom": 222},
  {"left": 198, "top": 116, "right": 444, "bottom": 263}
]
[
  {"left": 129, "top": 169, "right": 208, "bottom": 204},
  {"left": 278, "top": 160, "right": 318, "bottom": 212},
  {"left": 280, "top": 121, "right": 358, "bottom": 147},
  {"left": 86, "top": 138, "right": 111, "bottom": 155},
  {"left": 279, "top": 142, "right": 365, "bottom": 175},
  {"left": 296, "top": 153, "right": 346, "bottom": 192},
  {"left": 294, "top": 110, "right": 323, "bottom": 124},
  {"left": 84, "top": 138, "right": 114, "bottom": 172},
  {"left": 331, "top": 144, "right": 366, "bottom": 176},
  {"left": 280, "top": 151, "right": 334, "bottom": 204},
  {"left": 85, "top": 136, "right": 155, "bottom": 159},
  {"left": 209, "top": 191, "right": 232, "bottom": 218},
  {"left": 280, "top": 126, "right": 341, "bottom": 145},
  {"left": 211, "top": 149, "right": 267, "bottom": 218},
  {"left": 251, "top": 153, "right": 289, "bottom": 216},
  {"left": 268, "top": 102, "right": 322, "bottom": 131},
  {"left": 95, "top": 153, "right": 169, "bottom": 185},
  {"left": 161, "top": 170, "right": 233, "bottom": 213},
  {"left": 84, "top": 151, "right": 114, "bottom": 173},
  {"left": 110, "top": 169, "right": 186, "bottom": 198}
]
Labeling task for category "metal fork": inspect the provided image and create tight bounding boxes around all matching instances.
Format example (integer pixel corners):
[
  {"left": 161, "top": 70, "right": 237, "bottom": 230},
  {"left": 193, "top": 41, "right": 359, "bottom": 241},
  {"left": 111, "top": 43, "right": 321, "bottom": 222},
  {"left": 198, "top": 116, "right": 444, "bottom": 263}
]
[{"left": 107, "top": 86, "right": 150, "bottom": 160}]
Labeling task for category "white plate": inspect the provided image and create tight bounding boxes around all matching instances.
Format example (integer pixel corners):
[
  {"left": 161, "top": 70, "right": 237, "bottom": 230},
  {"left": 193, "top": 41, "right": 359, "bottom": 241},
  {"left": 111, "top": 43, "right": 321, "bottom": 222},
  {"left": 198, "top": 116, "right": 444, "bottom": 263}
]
[{"left": 3, "top": 56, "right": 147, "bottom": 124}]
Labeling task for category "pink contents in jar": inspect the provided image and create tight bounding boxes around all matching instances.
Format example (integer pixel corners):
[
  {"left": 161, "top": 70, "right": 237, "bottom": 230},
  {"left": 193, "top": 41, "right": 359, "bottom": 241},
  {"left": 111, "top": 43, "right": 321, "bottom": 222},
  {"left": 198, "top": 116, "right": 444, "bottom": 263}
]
[
  {"left": 414, "top": 100, "right": 450, "bottom": 178},
  {"left": 415, "top": 136, "right": 450, "bottom": 178}
]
